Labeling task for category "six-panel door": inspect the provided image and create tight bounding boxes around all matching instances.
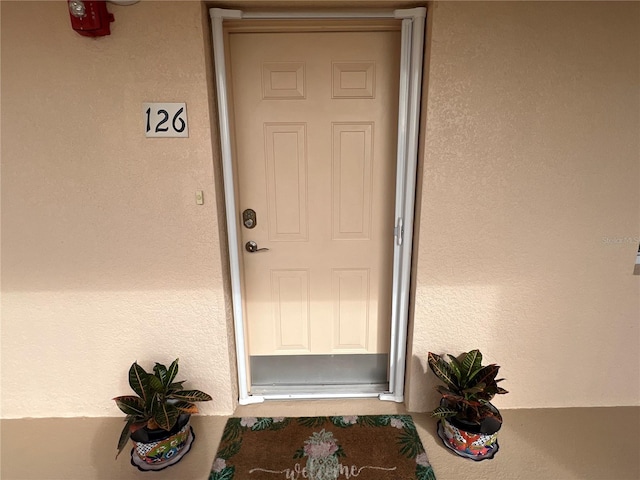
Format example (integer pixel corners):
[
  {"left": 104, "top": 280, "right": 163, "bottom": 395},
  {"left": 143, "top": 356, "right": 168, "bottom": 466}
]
[{"left": 228, "top": 28, "right": 400, "bottom": 357}]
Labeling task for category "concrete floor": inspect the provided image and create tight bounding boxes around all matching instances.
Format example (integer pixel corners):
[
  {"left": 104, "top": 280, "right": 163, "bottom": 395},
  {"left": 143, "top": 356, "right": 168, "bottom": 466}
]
[{"left": 1, "top": 401, "right": 638, "bottom": 480}]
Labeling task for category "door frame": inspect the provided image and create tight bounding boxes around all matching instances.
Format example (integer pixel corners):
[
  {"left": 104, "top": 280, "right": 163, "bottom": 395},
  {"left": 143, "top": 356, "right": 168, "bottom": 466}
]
[{"left": 209, "top": 7, "right": 426, "bottom": 405}]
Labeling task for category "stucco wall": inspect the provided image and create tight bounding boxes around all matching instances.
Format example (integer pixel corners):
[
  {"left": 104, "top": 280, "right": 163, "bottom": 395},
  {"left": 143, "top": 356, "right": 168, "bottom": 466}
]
[
  {"left": 1, "top": 1, "right": 237, "bottom": 417},
  {"left": 1, "top": 1, "right": 638, "bottom": 419},
  {"left": 407, "top": 1, "right": 640, "bottom": 411}
]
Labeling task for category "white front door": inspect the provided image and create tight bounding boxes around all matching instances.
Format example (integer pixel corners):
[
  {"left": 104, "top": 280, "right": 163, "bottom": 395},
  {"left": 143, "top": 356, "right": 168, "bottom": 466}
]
[
  {"left": 210, "top": 7, "right": 427, "bottom": 402},
  {"left": 228, "top": 27, "right": 400, "bottom": 365}
]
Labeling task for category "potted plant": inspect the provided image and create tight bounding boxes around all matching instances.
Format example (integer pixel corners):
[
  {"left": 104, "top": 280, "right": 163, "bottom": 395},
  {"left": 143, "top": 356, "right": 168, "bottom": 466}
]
[
  {"left": 113, "top": 358, "right": 212, "bottom": 471},
  {"left": 427, "top": 349, "right": 508, "bottom": 460}
]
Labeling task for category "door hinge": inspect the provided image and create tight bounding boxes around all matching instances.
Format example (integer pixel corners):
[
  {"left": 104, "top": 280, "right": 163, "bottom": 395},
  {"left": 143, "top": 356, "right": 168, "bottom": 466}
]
[{"left": 394, "top": 217, "right": 404, "bottom": 246}]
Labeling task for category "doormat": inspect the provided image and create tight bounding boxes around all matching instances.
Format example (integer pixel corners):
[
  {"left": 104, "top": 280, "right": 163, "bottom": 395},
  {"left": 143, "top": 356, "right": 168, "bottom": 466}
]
[{"left": 210, "top": 415, "right": 436, "bottom": 480}]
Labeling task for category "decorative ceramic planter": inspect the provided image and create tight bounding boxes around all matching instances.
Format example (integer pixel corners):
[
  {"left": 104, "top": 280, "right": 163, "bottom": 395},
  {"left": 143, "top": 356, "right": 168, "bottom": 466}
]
[
  {"left": 436, "top": 404, "right": 501, "bottom": 461},
  {"left": 130, "top": 414, "right": 195, "bottom": 471}
]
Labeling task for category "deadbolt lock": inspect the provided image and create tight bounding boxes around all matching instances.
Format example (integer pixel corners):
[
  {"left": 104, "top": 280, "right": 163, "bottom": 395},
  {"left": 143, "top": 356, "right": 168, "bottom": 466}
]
[{"left": 242, "top": 209, "right": 257, "bottom": 229}]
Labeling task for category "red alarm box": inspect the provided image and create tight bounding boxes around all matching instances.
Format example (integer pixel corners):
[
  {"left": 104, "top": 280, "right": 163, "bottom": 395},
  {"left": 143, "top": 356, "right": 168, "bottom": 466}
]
[{"left": 68, "top": 0, "right": 114, "bottom": 37}]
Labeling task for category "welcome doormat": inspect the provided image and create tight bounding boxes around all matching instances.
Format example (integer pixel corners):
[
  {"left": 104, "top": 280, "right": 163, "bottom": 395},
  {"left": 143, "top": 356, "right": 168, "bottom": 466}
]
[{"left": 210, "top": 415, "right": 436, "bottom": 480}]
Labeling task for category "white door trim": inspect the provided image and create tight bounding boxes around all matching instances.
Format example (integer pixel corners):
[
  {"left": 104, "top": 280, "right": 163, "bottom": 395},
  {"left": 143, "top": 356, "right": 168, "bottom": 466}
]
[{"left": 209, "top": 7, "right": 426, "bottom": 405}]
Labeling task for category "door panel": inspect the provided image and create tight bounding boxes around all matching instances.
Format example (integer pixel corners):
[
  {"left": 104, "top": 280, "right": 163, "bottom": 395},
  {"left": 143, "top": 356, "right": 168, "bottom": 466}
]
[
  {"left": 264, "top": 123, "right": 308, "bottom": 241},
  {"left": 332, "top": 123, "right": 373, "bottom": 240},
  {"left": 228, "top": 29, "right": 400, "bottom": 358},
  {"left": 271, "top": 269, "right": 310, "bottom": 351},
  {"left": 332, "top": 268, "right": 370, "bottom": 350}
]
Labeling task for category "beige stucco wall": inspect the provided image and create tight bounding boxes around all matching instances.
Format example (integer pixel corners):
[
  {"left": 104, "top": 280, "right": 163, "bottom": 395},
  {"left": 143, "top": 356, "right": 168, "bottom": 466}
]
[
  {"left": 407, "top": 1, "right": 640, "bottom": 411},
  {"left": 1, "top": 1, "right": 638, "bottom": 419},
  {"left": 1, "top": 1, "right": 237, "bottom": 417}
]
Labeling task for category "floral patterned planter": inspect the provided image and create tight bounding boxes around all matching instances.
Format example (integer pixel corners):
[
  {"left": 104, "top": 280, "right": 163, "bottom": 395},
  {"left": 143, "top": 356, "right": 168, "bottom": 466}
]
[
  {"left": 130, "top": 415, "right": 195, "bottom": 471},
  {"left": 437, "top": 418, "right": 499, "bottom": 461}
]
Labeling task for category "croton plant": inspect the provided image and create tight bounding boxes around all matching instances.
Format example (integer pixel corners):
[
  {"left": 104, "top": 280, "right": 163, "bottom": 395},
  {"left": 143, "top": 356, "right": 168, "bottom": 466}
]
[
  {"left": 427, "top": 350, "right": 508, "bottom": 432},
  {"left": 113, "top": 358, "right": 212, "bottom": 457}
]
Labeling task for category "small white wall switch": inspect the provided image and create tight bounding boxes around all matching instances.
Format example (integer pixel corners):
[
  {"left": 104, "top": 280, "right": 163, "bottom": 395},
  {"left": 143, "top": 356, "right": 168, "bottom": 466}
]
[{"left": 196, "top": 190, "right": 204, "bottom": 205}]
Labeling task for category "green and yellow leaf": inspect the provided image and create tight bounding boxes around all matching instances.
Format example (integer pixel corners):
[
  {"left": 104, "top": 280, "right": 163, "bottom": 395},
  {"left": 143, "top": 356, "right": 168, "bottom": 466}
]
[
  {"left": 116, "top": 417, "right": 135, "bottom": 458},
  {"left": 461, "top": 350, "right": 482, "bottom": 382},
  {"left": 113, "top": 396, "right": 146, "bottom": 417},
  {"left": 148, "top": 374, "right": 164, "bottom": 393},
  {"left": 153, "top": 362, "right": 168, "bottom": 386},
  {"left": 446, "top": 354, "right": 462, "bottom": 380},
  {"left": 469, "top": 364, "right": 499, "bottom": 385},
  {"left": 174, "top": 401, "right": 199, "bottom": 414},
  {"left": 169, "top": 389, "right": 213, "bottom": 402},
  {"left": 167, "top": 381, "right": 186, "bottom": 394},
  {"left": 427, "top": 353, "right": 458, "bottom": 388},
  {"left": 430, "top": 406, "right": 458, "bottom": 418},
  {"left": 152, "top": 401, "right": 180, "bottom": 431},
  {"left": 436, "top": 385, "right": 464, "bottom": 401},
  {"left": 166, "top": 358, "right": 180, "bottom": 386},
  {"left": 128, "top": 362, "right": 150, "bottom": 401},
  {"left": 462, "top": 384, "right": 486, "bottom": 397}
]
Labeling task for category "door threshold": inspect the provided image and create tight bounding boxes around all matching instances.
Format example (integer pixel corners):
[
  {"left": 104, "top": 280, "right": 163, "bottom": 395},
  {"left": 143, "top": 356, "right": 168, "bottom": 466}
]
[
  {"left": 251, "top": 354, "right": 388, "bottom": 386},
  {"left": 250, "top": 383, "right": 389, "bottom": 400}
]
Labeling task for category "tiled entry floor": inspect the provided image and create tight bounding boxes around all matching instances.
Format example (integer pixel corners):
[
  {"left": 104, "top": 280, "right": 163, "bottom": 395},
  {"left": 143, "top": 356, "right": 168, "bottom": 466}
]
[{"left": 1, "top": 400, "right": 638, "bottom": 480}]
